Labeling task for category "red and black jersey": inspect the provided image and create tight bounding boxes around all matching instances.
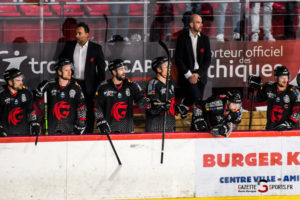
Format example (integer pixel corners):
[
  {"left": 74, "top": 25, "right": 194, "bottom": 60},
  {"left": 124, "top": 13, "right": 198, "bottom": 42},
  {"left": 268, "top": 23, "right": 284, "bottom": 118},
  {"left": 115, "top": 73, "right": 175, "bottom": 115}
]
[
  {"left": 251, "top": 82, "right": 300, "bottom": 130},
  {"left": 0, "top": 85, "right": 37, "bottom": 136},
  {"left": 145, "top": 78, "right": 176, "bottom": 132},
  {"left": 94, "top": 79, "right": 147, "bottom": 133},
  {"left": 35, "top": 79, "right": 86, "bottom": 135},
  {"left": 191, "top": 95, "right": 242, "bottom": 131}
]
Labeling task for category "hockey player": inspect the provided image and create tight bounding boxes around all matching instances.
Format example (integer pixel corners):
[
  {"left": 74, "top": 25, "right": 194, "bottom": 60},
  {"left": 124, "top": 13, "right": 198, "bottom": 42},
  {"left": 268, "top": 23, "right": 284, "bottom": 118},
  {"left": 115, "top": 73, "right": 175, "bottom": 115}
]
[
  {"left": 0, "top": 68, "right": 40, "bottom": 137},
  {"left": 145, "top": 56, "right": 188, "bottom": 132},
  {"left": 248, "top": 66, "right": 300, "bottom": 130},
  {"left": 34, "top": 59, "right": 87, "bottom": 135},
  {"left": 94, "top": 59, "right": 149, "bottom": 134},
  {"left": 191, "top": 90, "right": 243, "bottom": 137}
]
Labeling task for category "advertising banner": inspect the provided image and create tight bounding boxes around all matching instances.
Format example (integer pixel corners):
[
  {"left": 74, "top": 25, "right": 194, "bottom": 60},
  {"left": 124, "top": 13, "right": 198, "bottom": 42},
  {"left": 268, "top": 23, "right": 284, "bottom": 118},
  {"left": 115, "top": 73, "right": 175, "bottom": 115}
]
[
  {"left": 195, "top": 136, "right": 300, "bottom": 197},
  {"left": 0, "top": 40, "right": 299, "bottom": 90}
]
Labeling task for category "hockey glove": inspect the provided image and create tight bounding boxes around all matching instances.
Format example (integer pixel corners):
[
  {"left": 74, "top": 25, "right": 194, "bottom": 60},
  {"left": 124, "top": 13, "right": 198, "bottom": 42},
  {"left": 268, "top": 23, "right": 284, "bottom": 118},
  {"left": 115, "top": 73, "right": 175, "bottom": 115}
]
[
  {"left": 35, "top": 80, "right": 49, "bottom": 98},
  {"left": 149, "top": 99, "right": 165, "bottom": 112},
  {"left": 0, "top": 125, "right": 7, "bottom": 137},
  {"left": 30, "top": 122, "right": 41, "bottom": 136},
  {"left": 193, "top": 118, "right": 208, "bottom": 132},
  {"left": 211, "top": 125, "right": 229, "bottom": 137},
  {"left": 73, "top": 120, "right": 86, "bottom": 135},
  {"left": 248, "top": 75, "right": 261, "bottom": 90},
  {"left": 274, "top": 121, "right": 292, "bottom": 131},
  {"left": 175, "top": 104, "right": 189, "bottom": 119},
  {"left": 97, "top": 119, "right": 111, "bottom": 135}
]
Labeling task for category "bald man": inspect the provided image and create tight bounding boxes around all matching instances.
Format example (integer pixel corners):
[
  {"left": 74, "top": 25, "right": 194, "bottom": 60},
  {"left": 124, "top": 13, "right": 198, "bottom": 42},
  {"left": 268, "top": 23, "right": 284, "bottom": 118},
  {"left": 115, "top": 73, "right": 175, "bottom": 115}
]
[{"left": 175, "top": 14, "right": 211, "bottom": 106}]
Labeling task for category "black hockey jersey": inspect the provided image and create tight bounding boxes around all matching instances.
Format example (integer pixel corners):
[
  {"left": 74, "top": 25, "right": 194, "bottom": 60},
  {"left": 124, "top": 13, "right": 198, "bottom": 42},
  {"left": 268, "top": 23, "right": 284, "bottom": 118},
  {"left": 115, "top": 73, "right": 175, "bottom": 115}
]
[
  {"left": 0, "top": 85, "right": 37, "bottom": 136},
  {"left": 145, "top": 78, "right": 176, "bottom": 132},
  {"left": 35, "top": 79, "right": 86, "bottom": 135},
  {"left": 94, "top": 79, "right": 148, "bottom": 133},
  {"left": 191, "top": 95, "right": 242, "bottom": 132},
  {"left": 251, "top": 82, "right": 300, "bottom": 130}
]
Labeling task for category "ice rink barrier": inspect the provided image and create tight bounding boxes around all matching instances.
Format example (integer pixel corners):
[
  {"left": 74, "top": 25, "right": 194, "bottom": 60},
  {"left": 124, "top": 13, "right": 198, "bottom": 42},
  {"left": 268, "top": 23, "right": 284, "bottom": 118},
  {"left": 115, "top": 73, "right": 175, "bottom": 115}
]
[{"left": 1, "top": 131, "right": 300, "bottom": 200}]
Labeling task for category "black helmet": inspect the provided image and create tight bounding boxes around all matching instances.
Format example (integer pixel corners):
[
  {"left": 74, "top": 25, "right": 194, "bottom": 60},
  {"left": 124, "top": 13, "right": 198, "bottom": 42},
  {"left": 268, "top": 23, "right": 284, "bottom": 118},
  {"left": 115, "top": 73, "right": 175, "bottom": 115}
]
[
  {"left": 227, "top": 90, "right": 242, "bottom": 104},
  {"left": 3, "top": 68, "right": 23, "bottom": 82},
  {"left": 55, "top": 58, "right": 74, "bottom": 73},
  {"left": 151, "top": 56, "right": 168, "bottom": 73},
  {"left": 108, "top": 59, "right": 126, "bottom": 71},
  {"left": 297, "top": 73, "right": 300, "bottom": 87},
  {"left": 274, "top": 66, "right": 290, "bottom": 77}
]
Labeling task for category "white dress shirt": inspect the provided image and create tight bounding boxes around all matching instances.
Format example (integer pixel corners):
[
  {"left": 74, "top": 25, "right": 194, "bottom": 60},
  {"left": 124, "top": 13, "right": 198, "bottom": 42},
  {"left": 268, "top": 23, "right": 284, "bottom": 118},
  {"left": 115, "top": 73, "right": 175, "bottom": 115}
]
[
  {"left": 73, "top": 41, "right": 88, "bottom": 80},
  {"left": 184, "top": 30, "right": 201, "bottom": 79}
]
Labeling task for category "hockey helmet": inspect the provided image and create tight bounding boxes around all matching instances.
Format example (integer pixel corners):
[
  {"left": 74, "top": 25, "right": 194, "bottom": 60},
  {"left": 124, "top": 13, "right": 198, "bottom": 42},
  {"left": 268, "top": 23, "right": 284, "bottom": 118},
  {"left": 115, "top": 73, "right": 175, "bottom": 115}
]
[
  {"left": 227, "top": 90, "right": 242, "bottom": 104},
  {"left": 108, "top": 59, "right": 126, "bottom": 71},
  {"left": 55, "top": 58, "right": 74, "bottom": 74},
  {"left": 3, "top": 68, "right": 23, "bottom": 82},
  {"left": 274, "top": 65, "right": 290, "bottom": 78},
  {"left": 151, "top": 56, "right": 168, "bottom": 73}
]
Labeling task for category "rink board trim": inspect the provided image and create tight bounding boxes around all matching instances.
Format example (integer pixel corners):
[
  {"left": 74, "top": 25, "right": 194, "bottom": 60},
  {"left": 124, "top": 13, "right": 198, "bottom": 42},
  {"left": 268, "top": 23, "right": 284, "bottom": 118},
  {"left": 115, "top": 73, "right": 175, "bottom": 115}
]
[
  {"left": 0, "top": 130, "right": 300, "bottom": 143},
  {"left": 121, "top": 196, "right": 300, "bottom": 200}
]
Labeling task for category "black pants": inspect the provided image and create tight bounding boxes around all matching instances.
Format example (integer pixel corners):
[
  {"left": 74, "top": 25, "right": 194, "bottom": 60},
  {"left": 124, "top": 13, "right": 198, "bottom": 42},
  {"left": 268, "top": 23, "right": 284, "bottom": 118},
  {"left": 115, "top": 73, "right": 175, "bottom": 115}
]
[{"left": 182, "top": 81, "right": 206, "bottom": 106}]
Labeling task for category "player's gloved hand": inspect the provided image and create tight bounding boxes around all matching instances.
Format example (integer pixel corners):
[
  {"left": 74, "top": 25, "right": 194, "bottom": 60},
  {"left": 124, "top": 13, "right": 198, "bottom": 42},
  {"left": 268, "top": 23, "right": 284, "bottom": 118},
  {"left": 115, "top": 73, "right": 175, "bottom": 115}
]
[
  {"left": 175, "top": 104, "right": 189, "bottom": 119},
  {"left": 0, "top": 125, "right": 7, "bottom": 137},
  {"left": 30, "top": 122, "right": 41, "bottom": 136},
  {"left": 149, "top": 99, "right": 165, "bottom": 112},
  {"left": 211, "top": 125, "right": 229, "bottom": 137},
  {"left": 97, "top": 119, "right": 111, "bottom": 135},
  {"left": 73, "top": 120, "right": 86, "bottom": 135},
  {"left": 193, "top": 118, "right": 207, "bottom": 131},
  {"left": 248, "top": 75, "right": 261, "bottom": 90},
  {"left": 161, "top": 100, "right": 171, "bottom": 111},
  {"left": 274, "top": 121, "right": 292, "bottom": 131},
  {"left": 35, "top": 80, "right": 49, "bottom": 98}
]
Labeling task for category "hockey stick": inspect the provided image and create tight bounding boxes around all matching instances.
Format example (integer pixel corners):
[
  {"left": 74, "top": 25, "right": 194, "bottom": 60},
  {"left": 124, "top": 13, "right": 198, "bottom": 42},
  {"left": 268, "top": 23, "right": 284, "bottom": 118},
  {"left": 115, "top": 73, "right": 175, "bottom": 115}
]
[
  {"left": 105, "top": 132, "right": 122, "bottom": 165},
  {"left": 158, "top": 40, "right": 171, "bottom": 164},
  {"left": 35, "top": 128, "right": 39, "bottom": 145},
  {"left": 103, "top": 14, "right": 108, "bottom": 43},
  {"left": 248, "top": 88, "right": 254, "bottom": 130},
  {"left": 44, "top": 92, "right": 49, "bottom": 135}
]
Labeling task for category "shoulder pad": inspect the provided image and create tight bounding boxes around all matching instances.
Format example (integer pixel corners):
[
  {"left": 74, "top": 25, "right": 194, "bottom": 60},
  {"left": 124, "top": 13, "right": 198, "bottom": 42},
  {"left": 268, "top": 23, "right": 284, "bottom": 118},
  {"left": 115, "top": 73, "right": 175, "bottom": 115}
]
[
  {"left": 74, "top": 81, "right": 82, "bottom": 89},
  {"left": 289, "top": 85, "right": 299, "bottom": 95},
  {"left": 99, "top": 80, "right": 108, "bottom": 87}
]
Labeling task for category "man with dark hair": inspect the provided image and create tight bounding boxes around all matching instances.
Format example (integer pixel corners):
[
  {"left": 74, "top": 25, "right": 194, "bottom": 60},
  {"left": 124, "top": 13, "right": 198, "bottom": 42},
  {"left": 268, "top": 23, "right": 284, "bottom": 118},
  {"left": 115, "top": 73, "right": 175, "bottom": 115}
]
[
  {"left": 34, "top": 59, "right": 87, "bottom": 135},
  {"left": 248, "top": 66, "right": 300, "bottom": 130},
  {"left": 191, "top": 90, "right": 243, "bottom": 137},
  {"left": 175, "top": 13, "right": 211, "bottom": 106},
  {"left": 94, "top": 59, "right": 149, "bottom": 134},
  {"left": 145, "top": 56, "right": 188, "bottom": 132},
  {"left": 59, "top": 22, "right": 106, "bottom": 133},
  {"left": 0, "top": 68, "right": 40, "bottom": 137}
]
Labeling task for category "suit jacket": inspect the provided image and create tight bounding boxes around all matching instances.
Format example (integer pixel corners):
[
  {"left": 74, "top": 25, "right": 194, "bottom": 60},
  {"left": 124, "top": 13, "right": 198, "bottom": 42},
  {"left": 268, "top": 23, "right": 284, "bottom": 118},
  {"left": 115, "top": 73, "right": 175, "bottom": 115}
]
[
  {"left": 175, "top": 31, "right": 211, "bottom": 85},
  {"left": 59, "top": 40, "right": 106, "bottom": 97}
]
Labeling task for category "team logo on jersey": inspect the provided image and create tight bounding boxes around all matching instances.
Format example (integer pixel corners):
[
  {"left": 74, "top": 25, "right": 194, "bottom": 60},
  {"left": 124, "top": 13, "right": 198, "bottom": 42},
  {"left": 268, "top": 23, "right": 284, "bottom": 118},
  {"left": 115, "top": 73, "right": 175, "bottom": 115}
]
[
  {"left": 125, "top": 88, "right": 130, "bottom": 96},
  {"left": 53, "top": 101, "right": 70, "bottom": 120},
  {"left": 8, "top": 107, "right": 23, "bottom": 126},
  {"left": 60, "top": 92, "right": 65, "bottom": 99},
  {"left": 69, "top": 89, "right": 76, "bottom": 99},
  {"left": 283, "top": 95, "right": 290, "bottom": 103},
  {"left": 267, "top": 92, "right": 276, "bottom": 99},
  {"left": 271, "top": 105, "right": 284, "bottom": 122},
  {"left": 275, "top": 97, "right": 280, "bottom": 103},
  {"left": 104, "top": 90, "right": 115, "bottom": 97},
  {"left": 14, "top": 99, "right": 19, "bottom": 105},
  {"left": 21, "top": 94, "right": 26, "bottom": 102},
  {"left": 117, "top": 92, "right": 122, "bottom": 98},
  {"left": 4, "top": 98, "right": 10, "bottom": 104},
  {"left": 51, "top": 89, "right": 57, "bottom": 96},
  {"left": 160, "top": 88, "right": 166, "bottom": 94},
  {"left": 111, "top": 102, "right": 128, "bottom": 121}
]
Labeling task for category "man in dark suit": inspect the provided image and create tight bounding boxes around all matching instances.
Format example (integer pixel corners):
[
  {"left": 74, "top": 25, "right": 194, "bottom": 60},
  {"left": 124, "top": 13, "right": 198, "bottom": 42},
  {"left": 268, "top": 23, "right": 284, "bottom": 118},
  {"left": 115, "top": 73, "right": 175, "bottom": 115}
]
[
  {"left": 175, "top": 14, "right": 211, "bottom": 106},
  {"left": 59, "top": 22, "right": 106, "bottom": 133}
]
